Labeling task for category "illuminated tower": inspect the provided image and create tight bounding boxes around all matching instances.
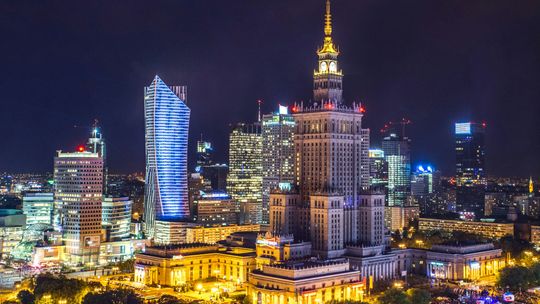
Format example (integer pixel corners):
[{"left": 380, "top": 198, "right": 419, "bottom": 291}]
[
  {"left": 313, "top": 0, "right": 343, "bottom": 104},
  {"left": 455, "top": 122, "right": 486, "bottom": 218},
  {"left": 144, "top": 76, "right": 190, "bottom": 239}
]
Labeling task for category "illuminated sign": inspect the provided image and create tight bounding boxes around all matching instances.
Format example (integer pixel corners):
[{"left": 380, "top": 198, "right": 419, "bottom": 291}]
[
  {"left": 455, "top": 123, "right": 471, "bottom": 135},
  {"left": 172, "top": 255, "right": 183, "bottom": 260},
  {"left": 256, "top": 239, "right": 278, "bottom": 247},
  {"left": 503, "top": 292, "right": 514, "bottom": 302},
  {"left": 278, "top": 105, "right": 288, "bottom": 115},
  {"left": 279, "top": 182, "right": 292, "bottom": 191},
  {"left": 470, "top": 262, "right": 480, "bottom": 269},
  {"left": 430, "top": 262, "right": 444, "bottom": 266},
  {"left": 368, "top": 149, "right": 384, "bottom": 158}
]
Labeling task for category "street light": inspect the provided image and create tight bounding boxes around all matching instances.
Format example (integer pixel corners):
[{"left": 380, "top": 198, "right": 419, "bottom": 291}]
[{"left": 197, "top": 283, "right": 203, "bottom": 294}]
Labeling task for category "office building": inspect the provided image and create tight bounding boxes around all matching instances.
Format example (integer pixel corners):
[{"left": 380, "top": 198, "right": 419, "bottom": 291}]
[
  {"left": 418, "top": 217, "right": 514, "bottom": 239},
  {"left": 22, "top": 192, "right": 53, "bottom": 227},
  {"left": 411, "top": 165, "right": 440, "bottom": 196},
  {"left": 382, "top": 133, "right": 411, "bottom": 207},
  {"left": 368, "top": 149, "right": 388, "bottom": 190},
  {"left": 102, "top": 197, "right": 132, "bottom": 242},
  {"left": 200, "top": 164, "right": 228, "bottom": 192},
  {"left": 455, "top": 122, "right": 486, "bottom": 218},
  {"left": 195, "top": 192, "right": 239, "bottom": 226},
  {"left": 185, "top": 224, "right": 260, "bottom": 244},
  {"left": 227, "top": 123, "right": 262, "bottom": 222},
  {"left": 54, "top": 149, "right": 103, "bottom": 264},
  {"left": 196, "top": 140, "right": 213, "bottom": 168},
  {"left": 144, "top": 76, "right": 190, "bottom": 239},
  {"left": 261, "top": 106, "right": 296, "bottom": 224}
]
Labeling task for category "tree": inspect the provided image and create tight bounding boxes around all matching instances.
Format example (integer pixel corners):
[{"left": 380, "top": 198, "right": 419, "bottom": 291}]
[
  {"left": 83, "top": 289, "right": 142, "bottom": 304},
  {"left": 33, "top": 274, "right": 87, "bottom": 304},
  {"left": 378, "top": 288, "right": 410, "bottom": 304},
  {"left": 17, "top": 290, "right": 35, "bottom": 304},
  {"left": 406, "top": 288, "right": 430, "bottom": 304},
  {"left": 158, "top": 295, "right": 182, "bottom": 304},
  {"left": 498, "top": 266, "right": 533, "bottom": 290}
]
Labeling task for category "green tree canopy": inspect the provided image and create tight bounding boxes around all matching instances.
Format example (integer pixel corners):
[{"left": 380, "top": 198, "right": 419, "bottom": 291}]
[
  {"left": 377, "top": 288, "right": 410, "bottom": 304},
  {"left": 82, "top": 289, "right": 142, "bottom": 304},
  {"left": 406, "top": 288, "right": 431, "bottom": 304},
  {"left": 17, "top": 290, "right": 35, "bottom": 304}
]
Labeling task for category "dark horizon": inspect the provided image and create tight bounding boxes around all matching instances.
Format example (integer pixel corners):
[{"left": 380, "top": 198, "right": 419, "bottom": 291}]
[{"left": 1, "top": 0, "right": 539, "bottom": 177}]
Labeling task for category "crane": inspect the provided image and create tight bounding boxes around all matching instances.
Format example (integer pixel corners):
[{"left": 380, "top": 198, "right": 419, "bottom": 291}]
[{"left": 380, "top": 118, "right": 412, "bottom": 138}]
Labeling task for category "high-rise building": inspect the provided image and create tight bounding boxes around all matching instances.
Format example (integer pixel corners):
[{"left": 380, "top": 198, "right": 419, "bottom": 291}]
[
  {"left": 261, "top": 106, "right": 296, "bottom": 224},
  {"left": 143, "top": 76, "right": 190, "bottom": 238},
  {"left": 87, "top": 120, "right": 107, "bottom": 194},
  {"left": 54, "top": 149, "right": 103, "bottom": 264},
  {"left": 196, "top": 140, "right": 213, "bottom": 169},
  {"left": 227, "top": 123, "right": 262, "bottom": 223},
  {"left": 411, "top": 165, "right": 440, "bottom": 197},
  {"left": 102, "top": 197, "right": 132, "bottom": 242},
  {"left": 455, "top": 122, "right": 486, "bottom": 218},
  {"left": 22, "top": 192, "right": 53, "bottom": 227},
  {"left": 382, "top": 133, "right": 411, "bottom": 207},
  {"left": 368, "top": 149, "right": 388, "bottom": 190},
  {"left": 200, "top": 164, "right": 228, "bottom": 192},
  {"left": 293, "top": 11, "right": 370, "bottom": 204}
]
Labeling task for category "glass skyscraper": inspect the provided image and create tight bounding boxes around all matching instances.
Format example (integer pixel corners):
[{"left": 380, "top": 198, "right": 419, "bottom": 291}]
[
  {"left": 455, "top": 122, "right": 486, "bottom": 218},
  {"left": 144, "top": 76, "right": 190, "bottom": 238},
  {"left": 382, "top": 133, "right": 411, "bottom": 207}
]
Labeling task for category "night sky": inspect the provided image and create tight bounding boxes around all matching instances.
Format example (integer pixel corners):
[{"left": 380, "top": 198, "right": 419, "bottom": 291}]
[{"left": 1, "top": 0, "right": 539, "bottom": 177}]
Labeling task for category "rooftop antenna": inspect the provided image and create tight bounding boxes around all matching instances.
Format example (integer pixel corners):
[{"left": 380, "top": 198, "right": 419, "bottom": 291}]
[{"left": 257, "top": 99, "right": 263, "bottom": 122}]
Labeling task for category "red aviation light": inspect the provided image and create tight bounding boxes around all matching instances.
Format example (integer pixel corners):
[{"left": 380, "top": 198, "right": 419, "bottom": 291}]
[
  {"left": 292, "top": 106, "right": 299, "bottom": 113},
  {"left": 77, "top": 145, "right": 85, "bottom": 152},
  {"left": 360, "top": 106, "right": 366, "bottom": 113}
]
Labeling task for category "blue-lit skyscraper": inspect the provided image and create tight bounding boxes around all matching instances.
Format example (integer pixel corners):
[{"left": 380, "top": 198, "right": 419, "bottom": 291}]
[{"left": 144, "top": 76, "right": 190, "bottom": 238}]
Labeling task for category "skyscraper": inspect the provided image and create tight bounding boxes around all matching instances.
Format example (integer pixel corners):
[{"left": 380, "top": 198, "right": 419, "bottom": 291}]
[
  {"left": 144, "top": 76, "right": 190, "bottom": 238},
  {"left": 196, "top": 140, "right": 213, "bottom": 169},
  {"left": 368, "top": 149, "right": 388, "bottom": 190},
  {"left": 227, "top": 123, "right": 262, "bottom": 223},
  {"left": 382, "top": 133, "right": 411, "bottom": 207},
  {"left": 292, "top": 0, "right": 370, "bottom": 206},
  {"left": 54, "top": 149, "right": 103, "bottom": 264},
  {"left": 455, "top": 122, "right": 486, "bottom": 218},
  {"left": 261, "top": 106, "right": 296, "bottom": 224}
]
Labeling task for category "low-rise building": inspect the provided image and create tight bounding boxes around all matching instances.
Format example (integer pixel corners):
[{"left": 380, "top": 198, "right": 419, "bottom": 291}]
[
  {"left": 246, "top": 259, "right": 365, "bottom": 304},
  {"left": 396, "top": 243, "right": 505, "bottom": 281},
  {"left": 134, "top": 244, "right": 256, "bottom": 286},
  {"left": 419, "top": 218, "right": 514, "bottom": 239},
  {"left": 185, "top": 224, "right": 260, "bottom": 244}
]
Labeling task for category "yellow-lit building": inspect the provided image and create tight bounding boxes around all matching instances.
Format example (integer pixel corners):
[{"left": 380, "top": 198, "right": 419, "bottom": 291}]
[
  {"left": 134, "top": 244, "right": 256, "bottom": 286},
  {"left": 419, "top": 218, "right": 514, "bottom": 239},
  {"left": 246, "top": 260, "right": 365, "bottom": 304},
  {"left": 185, "top": 224, "right": 260, "bottom": 244}
]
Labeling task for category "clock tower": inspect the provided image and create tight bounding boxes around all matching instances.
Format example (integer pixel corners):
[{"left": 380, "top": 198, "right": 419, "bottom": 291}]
[{"left": 313, "top": 0, "right": 343, "bottom": 104}]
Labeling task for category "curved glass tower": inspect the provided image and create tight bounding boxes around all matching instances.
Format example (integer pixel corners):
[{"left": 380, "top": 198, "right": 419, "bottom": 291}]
[{"left": 144, "top": 76, "right": 190, "bottom": 237}]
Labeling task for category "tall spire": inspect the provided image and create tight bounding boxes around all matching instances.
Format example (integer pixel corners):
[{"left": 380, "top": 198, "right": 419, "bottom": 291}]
[{"left": 324, "top": 0, "right": 332, "bottom": 37}]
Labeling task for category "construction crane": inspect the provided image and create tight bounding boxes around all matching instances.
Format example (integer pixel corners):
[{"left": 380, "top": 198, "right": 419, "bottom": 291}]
[{"left": 380, "top": 118, "right": 412, "bottom": 137}]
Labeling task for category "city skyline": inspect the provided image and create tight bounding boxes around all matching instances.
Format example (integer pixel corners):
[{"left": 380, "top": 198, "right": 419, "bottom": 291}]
[{"left": 2, "top": 1, "right": 540, "bottom": 178}]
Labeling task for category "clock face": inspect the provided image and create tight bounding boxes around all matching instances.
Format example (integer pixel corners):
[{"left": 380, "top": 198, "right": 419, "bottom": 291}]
[
  {"left": 329, "top": 61, "right": 337, "bottom": 72},
  {"left": 320, "top": 61, "right": 328, "bottom": 72}
]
